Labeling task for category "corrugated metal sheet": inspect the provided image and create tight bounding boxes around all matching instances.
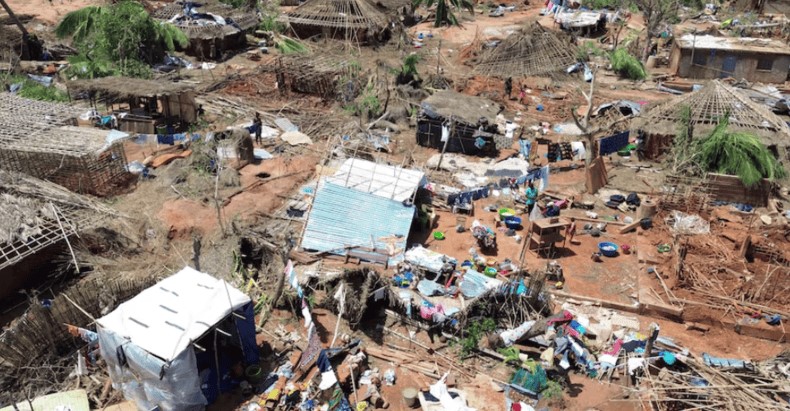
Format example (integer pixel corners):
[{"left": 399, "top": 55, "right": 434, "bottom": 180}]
[{"left": 301, "top": 182, "right": 415, "bottom": 265}]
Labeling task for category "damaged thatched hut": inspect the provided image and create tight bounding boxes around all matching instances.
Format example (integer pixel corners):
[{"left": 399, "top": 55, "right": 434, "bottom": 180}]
[
  {"left": 0, "top": 93, "right": 133, "bottom": 196},
  {"left": 0, "top": 170, "right": 118, "bottom": 301},
  {"left": 633, "top": 80, "right": 790, "bottom": 161},
  {"left": 416, "top": 91, "right": 504, "bottom": 156},
  {"left": 67, "top": 77, "right": 197, "bottom": 134},
  {"left": 474, "top": 23, "right": 578, "bottom": 79},
  {"left": 275, "top": 54, "right": 359, "bottom": 99},
  {"left": 281, "top": 0, "right": 390, "bottom": 44},
  {"left": 152, "top": 1, "right": 260, "bottom": 61}
]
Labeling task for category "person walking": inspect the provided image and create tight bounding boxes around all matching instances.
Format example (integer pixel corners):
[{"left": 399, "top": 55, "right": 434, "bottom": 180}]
[
  {"left": 252, "top": 112, "right": 262, "bottom": 145},
  {"left": 525, "top": 180, "right": 538, "bottom": 213}
]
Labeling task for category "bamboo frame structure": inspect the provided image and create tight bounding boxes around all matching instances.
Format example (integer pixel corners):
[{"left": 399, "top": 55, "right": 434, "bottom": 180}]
[
  {"left": 0, "top": 93, "right": 133, "bottom": 196},
  {"left": 275, "top": 54, "right": 358, "bottom": 99},
  {"left": 634, "top": 80, "right": 790, "bottom": 146},
  {"left": 0, "top": 170, "right": 119, "bottom": 271},
  {"left": 0, "top": 275, "right": 158, "bottom": 405},
  {"left": 474, "top": 22, "right": 577, "bottom": 79},
  {"left": 281, "top": 0, "right": 389, "bottom": 44}
]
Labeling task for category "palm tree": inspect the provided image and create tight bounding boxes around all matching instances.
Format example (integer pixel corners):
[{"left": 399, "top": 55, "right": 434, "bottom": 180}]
[
  {"left": 412, "top": 0, "right": 474, "bottom": 27},
  {"left": 697, "top": 115, "right": 786, "bottom": 187},
  {"left": 55, "top": 1, "right": 188, "bottom": 78},
  {"left": 54, "top": 6, "right": 108, "bottom": 43}
]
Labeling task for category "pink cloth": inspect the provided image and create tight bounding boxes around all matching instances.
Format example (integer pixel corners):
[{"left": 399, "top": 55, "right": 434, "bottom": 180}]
[{"left": 419, "top": 304, "right": 444, "bottom": 320}]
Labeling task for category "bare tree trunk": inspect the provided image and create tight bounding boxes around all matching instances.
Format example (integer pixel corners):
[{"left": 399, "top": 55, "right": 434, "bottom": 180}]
[{"left": 642, "top": 32, "right": 653, "bottom": 62}]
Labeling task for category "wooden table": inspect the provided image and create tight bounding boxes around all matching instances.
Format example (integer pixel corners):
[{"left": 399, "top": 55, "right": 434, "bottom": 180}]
[{"left": 526, "top": 217, "right": 570, "bottom": 258}]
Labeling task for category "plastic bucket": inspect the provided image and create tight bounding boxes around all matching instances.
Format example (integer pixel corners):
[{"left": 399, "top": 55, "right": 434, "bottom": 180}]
[
  {"left": 498, "top": 208, "right": 516, "bottom": 218},
  {"left": 245, "top": 364, "right": 263, "bottom": 384},
  {"left": 484, "top": 267, "right": 498, "bottom": 277},
  {"left": 402, "top": 387, "right": 418, "bottom": 407},
  {"left": 598, "top": 242, "right": 619, "bottom": 257}
]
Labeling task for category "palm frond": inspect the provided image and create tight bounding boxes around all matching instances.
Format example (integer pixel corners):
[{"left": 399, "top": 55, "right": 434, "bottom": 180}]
[{"left": 55, "top": 6, "right": 106, "bottom": 41}]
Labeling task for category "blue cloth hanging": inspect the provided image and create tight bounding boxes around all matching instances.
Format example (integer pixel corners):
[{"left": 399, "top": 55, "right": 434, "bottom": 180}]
[{"left": 599, "top": 131, "right": 630, "bottom": 155}]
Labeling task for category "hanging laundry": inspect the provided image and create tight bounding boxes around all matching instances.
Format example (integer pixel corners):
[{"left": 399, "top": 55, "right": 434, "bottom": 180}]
[
  {"left": 598, "top": 131, "right": 630, "bottom": 156},
  {"left": 519, "top": 139, "right": 532, "bottom": 159},
  {"left": 441, "top": 125, "right": 450, "bottom": 142},
  {"left": 571, "top": 141, "right": 586, "bottom": 161}
]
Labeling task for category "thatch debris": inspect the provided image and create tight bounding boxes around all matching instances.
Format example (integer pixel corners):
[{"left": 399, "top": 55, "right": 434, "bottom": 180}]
[
  {"left": 474, "top": 22, "right": 578, "bottom": 79},
  {"left": 0, "top": 170, "right": 120, "bottom": 271}
]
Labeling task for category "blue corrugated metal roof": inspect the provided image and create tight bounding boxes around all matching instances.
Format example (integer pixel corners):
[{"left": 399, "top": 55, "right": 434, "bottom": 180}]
[{"left": 301, "top": 182, "right": 415, "bottom": 265}]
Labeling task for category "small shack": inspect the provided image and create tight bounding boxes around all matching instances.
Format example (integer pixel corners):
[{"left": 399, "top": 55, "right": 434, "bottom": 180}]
[
  {"left": 301, "top": 158, "right": 423, "bottom": 266},
  {"left": 474, "top": 23, "right": 577, "bottom": 79},
  {"left": 282, "top": 0, "right": 390, "bottom": 44},
  {"left": 417, "top": 91, "right": 503, "bottom": 156},
  {"left": 634, "top": 80, "right": 790, "bottom": 161},
  {"left": 97, "top": 266, "right": 259, "bottom": 410},
  {"left": 0, "top": 93, "right": 133, "bottom": 196},
  {"left": 670, "top": 34, "right": 790, "bottom": 83},
  {"left": 67, "top": 77, "right": 197, "bottom": 134},
  {"left": 0, "top": 170, "right": 117, "bottom": 301},
  {"left": 152, "top": 1, "right": 260, "bottom": 61}
]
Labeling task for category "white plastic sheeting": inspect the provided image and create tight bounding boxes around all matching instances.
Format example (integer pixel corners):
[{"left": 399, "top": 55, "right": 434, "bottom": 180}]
[
  {"left": 97, "top": 266, "right": 250, "bottom": 361},
  {"left": 98, "top": 327, "right": 206, "bottom": 411}
]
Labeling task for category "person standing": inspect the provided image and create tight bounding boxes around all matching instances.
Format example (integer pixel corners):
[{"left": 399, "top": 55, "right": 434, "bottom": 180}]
[
  {"left": 525, "top": 181, "right": 538, "bottom": 213},
  {"left": 504, "top": 77, "right": 513, "bottom": 100},
  {"left": 566, "top": 217, "right": 577, "bottom": 244},
  {"left": 252, "top": 112, "right": 262, "bottom": 145}
]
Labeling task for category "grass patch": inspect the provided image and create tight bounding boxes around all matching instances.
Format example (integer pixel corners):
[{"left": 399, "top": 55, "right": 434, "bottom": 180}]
[{"left": 3, "top": 75, "right": 69, "bottom": 102}]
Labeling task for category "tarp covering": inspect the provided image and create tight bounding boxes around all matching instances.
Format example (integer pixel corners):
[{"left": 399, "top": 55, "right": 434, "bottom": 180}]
[
  {"left": 97, "top": 267, "right": 251, "bottom": 361},
  {"left": 97, "top": 267, "right": 259, "bottom": 411}
]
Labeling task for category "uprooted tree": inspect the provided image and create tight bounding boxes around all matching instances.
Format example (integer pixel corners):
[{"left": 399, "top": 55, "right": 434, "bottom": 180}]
[{"left": 55, "top": 0, "right": 188, "bottom": 79}]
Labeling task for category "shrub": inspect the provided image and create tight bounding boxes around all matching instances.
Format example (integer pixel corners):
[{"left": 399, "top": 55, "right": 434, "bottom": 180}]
[{"left": 609, "top": 47, "right": 647, "bottom": 80}]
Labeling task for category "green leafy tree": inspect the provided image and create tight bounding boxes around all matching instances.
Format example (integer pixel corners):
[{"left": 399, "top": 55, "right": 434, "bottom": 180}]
[
  {"left": 55, "top": 0, "right": 188, "bottom": 79},
  {"left": 697, "top": 115, "right": 786, "bottom": 187},
  {"left": 412, "top": 0, "right": 473, "bottom": 27}
]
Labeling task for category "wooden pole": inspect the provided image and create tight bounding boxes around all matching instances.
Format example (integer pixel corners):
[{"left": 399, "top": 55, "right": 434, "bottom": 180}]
[
  {"left": 51, "top": 203, "right": 79, "bottom": 274},
  {"left": 435, "top": 118, "right": 453, "bottom": 171}
]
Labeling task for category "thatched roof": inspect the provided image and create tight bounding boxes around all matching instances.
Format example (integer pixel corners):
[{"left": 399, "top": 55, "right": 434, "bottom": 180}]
[
  {"left": 0, "top": 170, "right": 118, "bottom": 271},
  {"left": 67, "top": 77, "right": 195, "bottom": 100},
  {"left": 420, "top": 90, "right": 502, "bottom": 125},
  {"left": 474, "top": 22, "right": 578, "bottom": 79},
  {"left": 634, "top": 80, "right": 790, "bottom": 146},
  {"left": 283, "top": 0, "right": 388, "bottom": 32}
]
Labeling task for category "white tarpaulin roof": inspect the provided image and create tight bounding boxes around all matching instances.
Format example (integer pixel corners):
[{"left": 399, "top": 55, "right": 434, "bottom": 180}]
[
  {"left": 326, "top": 158, "right": 425, "bottom": 202},
  {"left": 97, "top": 266, "right": 250, "bottom": 361}
]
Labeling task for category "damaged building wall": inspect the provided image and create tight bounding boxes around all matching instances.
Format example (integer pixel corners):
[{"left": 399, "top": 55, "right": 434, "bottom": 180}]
[{"left": 671, "top": 47, "right": 790, "bottom": 83}]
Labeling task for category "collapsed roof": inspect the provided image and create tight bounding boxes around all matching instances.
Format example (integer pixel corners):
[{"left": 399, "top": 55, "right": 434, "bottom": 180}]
[
  {"left": 474, "top": 22, "right": 578, "bottom": 79},
  {"left": 635, "top": 80, "right": 790, "bottom": 146},
  {"left": 151, "top": 0, "right": 259, "bottom": 40},
  {"left": 0, "top": 170, "right": 118, "bottom": 271},
  {"left": 282, "top": 0, "right": 389, "bottom": 38}
]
